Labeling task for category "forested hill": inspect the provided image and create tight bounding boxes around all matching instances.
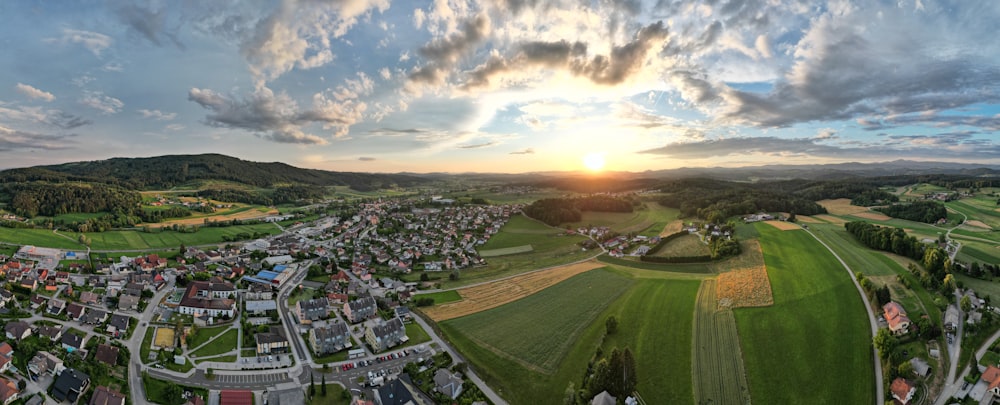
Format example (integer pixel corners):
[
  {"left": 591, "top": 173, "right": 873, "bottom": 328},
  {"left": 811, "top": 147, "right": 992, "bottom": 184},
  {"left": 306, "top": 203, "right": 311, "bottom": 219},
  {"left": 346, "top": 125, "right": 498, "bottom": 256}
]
[{"left": 0, "top": 154, "right": 426, "bottom": 190}]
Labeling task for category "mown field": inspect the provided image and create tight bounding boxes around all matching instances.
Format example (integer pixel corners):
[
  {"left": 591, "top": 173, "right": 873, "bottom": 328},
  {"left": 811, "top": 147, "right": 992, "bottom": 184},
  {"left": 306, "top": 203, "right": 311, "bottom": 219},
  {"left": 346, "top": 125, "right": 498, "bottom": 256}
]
[
  {"left": 734, "top": 224, "right": 874, "bottom": 404},
  {"left": 413, "top": 290, "right": 462, "bottom": 305},
  {"left": 693, "top": 280, "right": 751, "bottom": 405},
  {"left": 440, "top": 267, "right": 699, "bottom": 404},
  {"left": 0, "top": 222, "right": 280, "bottom": 251},
  {"left": 651, "top": 233, "right": 709, "bottom": 257},
  {"left": 0, "top": 227, "right": 84, "bottom": 249}
]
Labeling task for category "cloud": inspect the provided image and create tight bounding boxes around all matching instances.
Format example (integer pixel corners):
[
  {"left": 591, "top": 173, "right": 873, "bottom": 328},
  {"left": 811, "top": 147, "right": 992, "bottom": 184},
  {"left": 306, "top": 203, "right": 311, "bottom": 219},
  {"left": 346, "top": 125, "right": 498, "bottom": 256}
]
[
  {"left": 457, "top": 141, "right": 497, "bottom": 149},
  {"left": 165, "top": 124, "right": 185, "bottom": 131},
  {"left": 408, "top": 14, "right": 492, "bottom": 87},
  {"left": 509, "top": 148, "right": 535, "bottom": 155},
  {"left": 115, "top": 3, "right": 185, "bottom": 49},
  {"left": 46, "top": 29, "right": 112, "bottom": 56},
  {"left": 0, "top": 125, "right": 76, "bottom": 151},
  {"left": 188, "top": 79, "right": 370, "bottom": 144},
  {"left": 0, "top": 104, "right": 90, "bottom": 129},
  {"left": 137, "top": 109, "right": 177, "bottom": 121},
  {"left": 15, "top": 83, "right": 55, "bottom": 102},
  {"left": 358, "top": 156, "right": 376, "bottom": 161},
  {"left": 45, "top": 111, "right": 92, "bottom": 129},
  {"left": 639, "top": 134, "right": 1000, "bottom": 160},
  {"left": 79, "top": 91, "right": 124, "bottom": 114},
  {"left": 240, "top": 0, "right": 390, "bottom": 84}
]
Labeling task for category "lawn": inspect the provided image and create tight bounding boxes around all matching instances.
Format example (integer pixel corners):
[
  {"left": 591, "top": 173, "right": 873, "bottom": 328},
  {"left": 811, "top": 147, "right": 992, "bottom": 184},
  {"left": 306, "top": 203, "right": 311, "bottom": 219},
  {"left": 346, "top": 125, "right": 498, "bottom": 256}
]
[
  {"left": 412, "top": 290, "right": 462, "bottom": 305},
  {"left": 808, "top": 223, "right": 899, "bottom": 276},
  {"left": 441, "top": 269, "right": 697, "bottom": 404},
  {"left": 194, "top": 354, "right": 237, "bottom": 364},
  {"left": 190, "top": 329, "right": 239, "bottom": 358},
  {"left": 734, "top": 224, "right": 874, "bottom": 405},
  {"left": 0, "top": 227, "right": 83, "bottom": 249},
  {"left": 141, "top": 327, "right": 155, "bottom": 364},
  {"left": 0, "top": 222, "right": 280, "bottom": 250},
  {"left": 143, "top": 374, "right": 208, "bottom": 405},
  {"left": 402, "top": 322, "right": 431, "bottom": 347},
  {"left": 309, "top": 384, "right": 350, "bottom": 405},
  {"left": 650, "top": 233, "right": 709, "bottom": 257},
  {"left": 186, "top": 325, "right": 230, "bottom": 349}
]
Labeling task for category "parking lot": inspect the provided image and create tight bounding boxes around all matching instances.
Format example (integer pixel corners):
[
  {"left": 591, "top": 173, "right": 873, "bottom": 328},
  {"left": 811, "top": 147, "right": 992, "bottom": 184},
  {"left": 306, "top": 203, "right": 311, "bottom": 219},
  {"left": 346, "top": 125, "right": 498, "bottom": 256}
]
[{"left": 214, "top": 372, "right": 291, "bottom": 384}]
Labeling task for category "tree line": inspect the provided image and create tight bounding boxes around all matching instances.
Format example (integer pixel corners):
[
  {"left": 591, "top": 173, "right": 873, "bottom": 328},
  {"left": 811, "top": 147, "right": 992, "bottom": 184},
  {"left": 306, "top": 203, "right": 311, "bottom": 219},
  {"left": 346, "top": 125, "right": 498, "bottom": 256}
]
[
  {"left": 523, "top": 195, "right": 634, "bottom": 226},
  {"left": 6, "top": 182, "right": 140, "bottom": 217},
  {"left": 874, "top": 201, "right": 948, "bottom": 223},
  {"left": 845, "top": 221, "right": 950, "bottom": 286}
]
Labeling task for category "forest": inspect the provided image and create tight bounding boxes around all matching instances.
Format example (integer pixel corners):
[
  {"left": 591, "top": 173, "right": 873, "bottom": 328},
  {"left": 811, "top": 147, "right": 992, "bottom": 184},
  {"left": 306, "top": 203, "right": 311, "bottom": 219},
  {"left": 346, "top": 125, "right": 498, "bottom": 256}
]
[
  {"left": 874, "top": 201, "right": 948, "bottom": 223},
  {"left": 523, "top": 195, "right": 635, "bottom": 226}
]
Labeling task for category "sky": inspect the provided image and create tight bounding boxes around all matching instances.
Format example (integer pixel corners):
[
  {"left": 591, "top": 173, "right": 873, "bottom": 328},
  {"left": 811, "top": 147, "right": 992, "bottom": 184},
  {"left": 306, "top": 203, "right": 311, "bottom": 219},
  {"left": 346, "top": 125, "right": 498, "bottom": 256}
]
[{"left": 1, "top": 0, "right": 999, "bottom": 173}]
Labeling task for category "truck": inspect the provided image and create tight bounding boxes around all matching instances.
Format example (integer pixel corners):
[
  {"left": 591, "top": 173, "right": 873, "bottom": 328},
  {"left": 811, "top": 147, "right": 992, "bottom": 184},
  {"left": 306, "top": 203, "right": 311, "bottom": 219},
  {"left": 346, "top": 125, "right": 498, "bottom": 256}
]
[{"left": 368, "top": 376, "right": 384, "bottom": 387}]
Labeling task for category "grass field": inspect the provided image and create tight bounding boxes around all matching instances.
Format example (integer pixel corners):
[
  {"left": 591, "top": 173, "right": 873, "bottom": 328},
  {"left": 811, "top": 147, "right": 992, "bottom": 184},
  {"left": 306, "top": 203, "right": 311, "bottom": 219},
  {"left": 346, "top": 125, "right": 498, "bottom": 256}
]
[
  {"left": 441, "top": 268, "right": 698, "bottom": 404},
  {"left": 191, "top": 329, "right": 239, "bottom": 358},
  {"left": 597, "top": 254, "right": 714, "bottom": 274},
  {"left": 734, "top": 224, "right": 874, "bottom": 404},
  {"left": 564, "top": 203, "right": 679, "bottom": 236},
  {"left": 402, "top": 323, "right": 431, "bottom": 347},
  {"left": 478, "top": 245, "right": 533, "bottom": 257},
  {"left": 0, "top": 227, "right": 83, "bottom": 249},
  {"left": 187, "top": 325, "right": 229, "bottom": 349},
  {"left": 651, "top": 233, "right": 709, "bottom": 257},
  {"left": 412, "top": 290, "right": 462, "bottom": 305},
  {"left": 693, "top": 280, "right": 751, "bottom": 405},
  {"left": 0, "top": 222, "right": 280, "bottom": 250}
]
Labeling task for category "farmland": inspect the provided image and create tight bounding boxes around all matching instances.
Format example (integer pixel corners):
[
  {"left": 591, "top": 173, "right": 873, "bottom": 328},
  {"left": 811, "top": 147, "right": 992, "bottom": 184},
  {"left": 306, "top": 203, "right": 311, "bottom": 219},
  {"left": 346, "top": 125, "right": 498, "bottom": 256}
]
[
  {"left": 412, "top": 290, "right": 462, "bottom": 305},
  {"left": 440, "top": 268, "right": 698, "bottom": 404},
  {"left": 734, "top": 224, "right": 873, "bottom": 404},
  {"left": 693, "top": 280, "right": 751, "bottom": 405},
  {"left": 0, "top": 222, "right": 280, "bottom": 251},
  {"left": 422, "top": 260, "right": 606, "bottom": 321},
  {"left": 649, "top": 233, "right": 709, "bottom": 257},
  {"left": 563, "top": 202, "right": 680, "bottom": 237},
  {"left": 478, "top": 244, "right": 533, "bottom": 257}
]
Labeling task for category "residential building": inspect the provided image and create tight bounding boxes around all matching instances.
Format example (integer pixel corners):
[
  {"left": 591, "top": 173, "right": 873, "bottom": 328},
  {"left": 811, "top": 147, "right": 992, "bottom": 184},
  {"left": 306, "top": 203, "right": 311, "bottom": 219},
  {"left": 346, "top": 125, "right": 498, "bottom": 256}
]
[
  {"left": 82, "top": 309, "right": 109, "bottom": 325},
  {"left": 373, "top": 377, "right": 426, "bottom": 405},
  {"left": 107, "top": 314, "right": 130, "bottom": 338},
  {"left": 4, "top": 321, "right": 31, "bottom": 340},
  {"left": 365, "top": 317, "right": 407, "bottom": 352},
  {"left": 296, "top": 298, "right": 329, "bottom": 324},
  {"left": 344, "top": 296, "right": 377, "bottom": 323},
  {"left": 254, "top": 332, "right": 289, "bottom": 355},
  {"left": 0, "top": 377, "right": 17, "bottom": 405},
  {"left": 309, "top": 320, "right": 351, "bottom": 355},
  {"left": 890, "top": 377, "right": 916, "bottom": 405},
  {"left": 945, "top": 304, "right": 960, "bottom": 331},
  {"left": 50, "top": 368, "right": 90, "bottom": 403},
  {"left": 47, "top": 299, "right": 66, "bottom": 315},
  {"left": 66, "top": 302, "right": 86, "bottom": 321},
  {"left": 118, "top": 295, "right": 139, "bottom": 311},
  {"left": 591, "top": 391, "right": 616, "bottom": 405},
  {"left": 982, "top": 365, "right": 1000, "bottom": 398},
  {"left": 38, "top": 325, "right": 64, "bottom": 341},
  {"left": 433, "top": 368, "right": 463, "bottom": 400},
  {"left": 89, "top": 386, "right": 126, "bottom": 405},
  {"left": 79, "top": 291, "right": 100, "bottom": 305},
  {"left": 883, "top": 301, "right": 910, "bottom": 335},
  {"left": 245, "top": 300, "right": 277, "bottom": 315},
  {"left": 0, "top": 343, "right": 12, "bottom": 373},
  {"left": 28, "top": 351, "right": 64, "bottom": 376},
  {"left": 61, "top": 333, "right": 86, "bottom": 353},
  {"left": 177, "top": 279, "right": 237, "bottom": 318},
  {"left": 94, "top": 344, "right": 119, "bottom": 367}
]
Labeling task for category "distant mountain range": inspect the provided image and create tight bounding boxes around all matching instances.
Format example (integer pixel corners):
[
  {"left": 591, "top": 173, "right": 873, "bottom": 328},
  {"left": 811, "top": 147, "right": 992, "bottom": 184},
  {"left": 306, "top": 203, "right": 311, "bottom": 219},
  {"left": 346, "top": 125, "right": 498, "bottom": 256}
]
[{"left": 2, "top": 155, "right": 998, "bottom": 191}]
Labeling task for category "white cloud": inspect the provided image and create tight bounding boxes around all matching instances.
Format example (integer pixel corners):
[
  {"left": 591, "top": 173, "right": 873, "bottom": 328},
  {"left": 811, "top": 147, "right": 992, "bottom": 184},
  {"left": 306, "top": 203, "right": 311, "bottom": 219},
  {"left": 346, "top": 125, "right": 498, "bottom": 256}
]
[
  {"left": 79, "top": 91, "right": 124, "bottom": 114},
  {"left": 138, "top": 109, "right": 177, "bottom": 121},
  {"left": 47, "top": 28, "right": 112, "bottom": 56},
  {"left": 15, "top": 83, "right": 55, "bottom": 102}
]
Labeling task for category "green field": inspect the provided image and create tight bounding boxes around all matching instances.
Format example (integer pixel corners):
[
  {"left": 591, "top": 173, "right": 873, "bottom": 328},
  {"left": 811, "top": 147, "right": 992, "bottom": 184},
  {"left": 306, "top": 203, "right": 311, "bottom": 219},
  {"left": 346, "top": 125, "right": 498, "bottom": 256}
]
[
  {"left": 693, "top": 280, "right": 750, "bottom": 405},
  {"left": 413, "top": 290, "right": 462, "bottom": 305},
  {"left": 478, "top": 244, "right": 533, "bottom": 257},
  {"left": 564, "top": 203, "right": 679, "bottom": 236},
  {"left": 402, "top": 323, "right": 431, "bottom": 347},
  {"left": 651, "top": 233, "right": 709, "bottom": 257},
  {"left": 191, "top": 329, "right": 239, "bottom": 358},
  {"left": 187, "top": 325, "right": 230, "bottom": 349},
  {"left": 0, "top": 222, "right": 280, "bottom": 250},
  {"left": 597, "top": 254, "right": 714, "bottom": 274},
  {"left": 441, "top": 267, "right": 699, "bottom": 403},
  {"left": 734, "top": 224, "right": 874, "bottom": 404},
  {"left": 0, "top": 227, "right": 84, "bottom": 249}
]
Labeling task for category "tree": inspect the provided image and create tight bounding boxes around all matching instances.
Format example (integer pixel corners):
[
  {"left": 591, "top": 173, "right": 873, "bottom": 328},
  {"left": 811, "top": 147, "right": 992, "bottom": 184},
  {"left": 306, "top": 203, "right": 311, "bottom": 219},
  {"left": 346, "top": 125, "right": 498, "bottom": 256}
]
[
  {"left": 962, "top": 295, "right": 973, "bottom": 313},
  {"left": 449, "top": 270, "right": 460, "bottom": 281},
  {"left": 206, "top": 368, "right": 214, "bottom": 380},
  {"left": 321, "top": 374, "right": 327, "bottom": 396},
  {"left": 563, "top": 381, "right": 577, "bottom": 405},
  {"left": 310, "top": 374, "right": 316, "bottom": 397},
  {"left": 897, "top": 361, "right": 914, "bottom": 378},
  {"left": 873, "top": 328, "right": 898, "bottom": 361},
  {"left": 164, "top": 383, "right": 183, "bottom": 404},
  {"left": 605, "top": 316, "right": 618, "bottom": 335},
  {"left": 943, "top": 274, "right": 956, "bottom": 293}
]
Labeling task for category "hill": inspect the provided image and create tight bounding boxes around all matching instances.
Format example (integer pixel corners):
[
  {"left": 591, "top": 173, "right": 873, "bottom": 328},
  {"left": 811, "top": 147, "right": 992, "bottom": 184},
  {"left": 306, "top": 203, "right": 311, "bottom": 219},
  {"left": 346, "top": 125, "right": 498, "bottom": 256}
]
[{"left": 0, "top": 153, "right": 426, "bottom": 190}]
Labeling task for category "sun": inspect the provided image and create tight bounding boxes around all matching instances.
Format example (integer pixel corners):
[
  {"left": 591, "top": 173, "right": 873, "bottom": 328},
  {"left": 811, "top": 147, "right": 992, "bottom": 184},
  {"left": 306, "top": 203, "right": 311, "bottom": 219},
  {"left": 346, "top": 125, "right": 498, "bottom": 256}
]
[{"left": 582, "top": 152, "right": 605, "bottom": 171}]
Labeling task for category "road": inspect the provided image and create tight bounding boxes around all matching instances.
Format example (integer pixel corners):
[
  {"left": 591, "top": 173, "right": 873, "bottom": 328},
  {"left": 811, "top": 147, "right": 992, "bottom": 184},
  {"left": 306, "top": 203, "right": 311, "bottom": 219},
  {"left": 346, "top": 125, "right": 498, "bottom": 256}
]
[
  {"left": 935, "top": 290, "right": 967, "bottom": 404},
  {"left": 127, "top": 274, "right": 177, "bottom": 405},
  {"left": 936, "top": 328, "right": 1000, "bottom": 404},
  {"left": 804, "top": 228, "right": 885, "bottom": 405}
]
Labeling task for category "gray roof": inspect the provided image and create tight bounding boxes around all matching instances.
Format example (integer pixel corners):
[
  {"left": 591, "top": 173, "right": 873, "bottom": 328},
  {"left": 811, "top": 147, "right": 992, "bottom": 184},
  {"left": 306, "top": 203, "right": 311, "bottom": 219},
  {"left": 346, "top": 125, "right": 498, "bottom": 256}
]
[
  {"left": 246, "top": 300, "right": 278, "bottom": 312},
  {"left": 255, "top": 332, "right": 287, "bottom": 345}
]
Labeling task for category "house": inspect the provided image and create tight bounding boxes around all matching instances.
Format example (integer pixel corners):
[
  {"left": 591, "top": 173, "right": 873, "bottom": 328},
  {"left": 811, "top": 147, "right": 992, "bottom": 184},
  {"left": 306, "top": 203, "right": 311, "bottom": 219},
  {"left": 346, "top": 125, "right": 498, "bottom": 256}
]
[
  {"left": 365, "top": 317, "right": 407, "bottom": 352},
  {"left": 89, "top": 386, "right": 126, "bottom": 405},
  {"left": 591, "top": 391, "right": 616, "bottom": 405},
  {"left": 177, "top": 279, "right": 237, "bottom": 318},
  {"left": 309, "top": 320, "right": 351, "bottom": 355},
  {"left": 61, "top": 333, "right": 86, "bottom": 353},
  {"left": 38, "top": 325, "right": 64, "bottom": 341},
  {"left": 107, "top": 314, "right": 130, "bottom": 338},
  {"left": 394, "top": 306, "right": 412, "bottom": 321},
  {"left": 0, "top": 377, "right": 17, "bottom": 405},
  {"left": 245, "top": 300, "right": 277, "bottom": 316},
  {"left": 0, "top": 290, "right": 13, "bottom": 308},
  {"left": 82, "top": 309, "right": 109, "bottom": 325},
  {"left": 982, "top": 365, "right": 1000, "bottom": 397},
  {"left": 373, "top": 378, "right": 425, "bottom": 405},
  {"left": 0, "top": 343, "right": 12, "bottom": 373},
  {"left": 254, "top": 332, "right": 289, "bottom": 355},
  {"left": 219, "top": 390, "right": 253, "bottom": 405},
  {"left": 890, "top": 377, "right": 916, "bottom": 405},
  {"left": 28, "top": 351, "right": 65, "bottom": 376},
  {"left": 66, "top": 302, "right": 86, "bottom": 321},
  {"left": 29, "top": 295, "right": 46, "bottom": 309},
  {"left": 945, "top": 304, "right": 961, "bottom": 331},
  {"left": 433, "top": 368, "right": 463, "bottom": 399},
  {"left": 4, "top": 321, "right": 31, "bottom": 340},
  {"left": 296, "top": 298, "right": 329, "bottom": 324},
  {"left": 79, "top": 291, "right": 100, "bottom": 305},
  {"left": 94, "top": 344, "right": 119, "bottom": 367},
  {"left": 883, "top": 301, "right": 911, "bottom": 335},
  {"left": 118, "top": 295, "right": 139, "bottom": 311},
  {"left": 344, "top": 296, "right": 377, "bottom": 323},
  {"left": 47, "top": 298, "right": 66, "bottom": 315},
  {"left": 50, "top": 368, "right": 90, "bottom": 403}
]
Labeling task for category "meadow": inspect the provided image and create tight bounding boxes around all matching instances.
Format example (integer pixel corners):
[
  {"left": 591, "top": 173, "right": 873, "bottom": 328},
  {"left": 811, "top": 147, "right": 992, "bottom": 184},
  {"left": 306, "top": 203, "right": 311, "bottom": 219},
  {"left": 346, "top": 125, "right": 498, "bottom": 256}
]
[
  {"left": 0, "top": 222, "right": 280, "bottom": 251},
  {"left": 693, "top": 280, "right": 751, "bottom": 405},
  {"left": 734, "top": 224, "right": 874, "bottom": 404},
  {"left": 440, "top": 266, "right": 699, "bottom": 404},
  {"left": 650, "top": 233, "right": 709, "bottom": 257},
  {"left": 564, "top": 202, "right": 679, "bottom": 237},
  {"left": 412, "top": 290, "right": 462, "bottom": 305}
]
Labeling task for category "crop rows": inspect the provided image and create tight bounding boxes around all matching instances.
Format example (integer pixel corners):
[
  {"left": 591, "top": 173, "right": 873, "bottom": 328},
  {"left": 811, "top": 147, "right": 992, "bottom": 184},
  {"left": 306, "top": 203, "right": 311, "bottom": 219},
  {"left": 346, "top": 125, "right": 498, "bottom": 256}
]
[{"left": 693, "top": 280, "right": 752, "bottom": 405}]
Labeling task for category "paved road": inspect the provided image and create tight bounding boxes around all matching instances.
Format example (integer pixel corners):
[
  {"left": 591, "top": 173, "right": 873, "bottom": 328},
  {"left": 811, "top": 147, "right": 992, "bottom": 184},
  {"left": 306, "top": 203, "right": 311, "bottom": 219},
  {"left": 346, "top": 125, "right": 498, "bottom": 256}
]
[
  {"left": 127, "top": 275, "right": 177, "bottom": 405},
  {"left": 804, "top": 228, "right": 884, "bottom": 405},
  {"left": 936, "top": 328, "right": 1000, "bottom": 404}
]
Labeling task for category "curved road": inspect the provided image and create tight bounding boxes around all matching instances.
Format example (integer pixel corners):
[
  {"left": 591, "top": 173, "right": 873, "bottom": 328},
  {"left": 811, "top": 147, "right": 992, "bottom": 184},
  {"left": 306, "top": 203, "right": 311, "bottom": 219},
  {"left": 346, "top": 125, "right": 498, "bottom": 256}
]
[{"left": 804, "top": 228, "right": 885, "bottom": 405}]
